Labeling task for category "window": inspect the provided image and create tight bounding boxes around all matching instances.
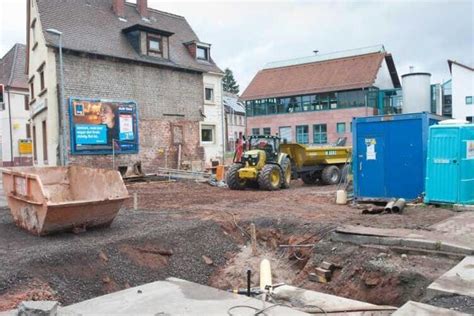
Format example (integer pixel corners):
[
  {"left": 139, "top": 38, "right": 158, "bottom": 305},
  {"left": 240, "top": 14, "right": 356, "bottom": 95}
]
[
  {"left": 32, "top": 125, "right": 37, "bottom": 161},
  {"left": 205, "top": 87, "right": 214, "bottom": 102},
  {"left": 42, "top": 120, "right": 48, "bottom": 163},
  {"left": 24, "top": 95, "right": 29, "bottom": 111},
  {"left": 279, "top": 126, "right": 293, "bottom": 142},
  {"left": 197, "top": 46, "right": 209, "bottom": 60},
  {"left": 336, "top": 122, "right": 346, "bottom": 134},
  {"left": 30, "top": 81, "right": 35, "bottom": 99},
  {"left": 26, "top": 123, "right": 31, "bottom": 138},
  {"left": 147, "top": 35, "right": 162, "bottom": 56},
  {"left": 296, "top": 125, "right": 309, "bottom": 144},
  {"left": 466, "top": 96, "right": 473, "bottom": 105},
  {"left": 467, "top": 117, "right": 473, "bottom": 123},
  {"left": 263, "top": 127, "right": 271, "bottom": 136},
  {"left": 39, "top": 70, "right": 45, "bottom": 91},
  {"left": 201, "top": 125, "right": 214, "bottom": 143},
  {"left": 313, "top": 124, "right": 327, "bottom": 144},
  {"left": 251, "top": 128, "right": 260, "bottom": 135}
]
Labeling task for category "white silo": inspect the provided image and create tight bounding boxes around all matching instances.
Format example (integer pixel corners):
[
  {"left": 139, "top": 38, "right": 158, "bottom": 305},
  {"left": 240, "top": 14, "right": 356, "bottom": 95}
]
[{"left": 401, "top": 71, "right": 431, "bottom": 114}]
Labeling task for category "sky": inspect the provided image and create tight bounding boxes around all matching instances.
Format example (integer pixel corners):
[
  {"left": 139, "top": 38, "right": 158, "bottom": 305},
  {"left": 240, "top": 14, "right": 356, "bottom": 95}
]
[{"left": 1, "top": 0, "right": 473, "bottom": 93}]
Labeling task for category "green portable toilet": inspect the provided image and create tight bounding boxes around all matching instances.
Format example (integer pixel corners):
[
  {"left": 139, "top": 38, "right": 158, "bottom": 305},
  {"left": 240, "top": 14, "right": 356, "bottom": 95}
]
[{"left": 425, "top": 123, "right": 474, "bottom": 205}]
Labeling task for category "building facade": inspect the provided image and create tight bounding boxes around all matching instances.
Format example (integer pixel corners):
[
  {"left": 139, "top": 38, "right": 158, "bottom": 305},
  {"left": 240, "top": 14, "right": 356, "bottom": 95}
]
[
  {"left": 241, "top": 46, "right": 401, "bottom": 145},
  {"left": 27, "top": 0, "right": 223, "bottom": 170},
  {"left": 448, "top": 60, "right": 474, "bottom": 123},
  {"left": 223, "top": 93, "right": 246, "bottom": 152},
  {"left": 0, "top": 44, "right": 32, "bottom": 166}
]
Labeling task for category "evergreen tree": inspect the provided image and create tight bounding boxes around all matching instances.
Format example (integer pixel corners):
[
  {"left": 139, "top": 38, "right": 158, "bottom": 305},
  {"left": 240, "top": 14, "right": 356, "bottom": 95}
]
[{"left": 222, "top": 68, "right": 240, "bottom": 94}]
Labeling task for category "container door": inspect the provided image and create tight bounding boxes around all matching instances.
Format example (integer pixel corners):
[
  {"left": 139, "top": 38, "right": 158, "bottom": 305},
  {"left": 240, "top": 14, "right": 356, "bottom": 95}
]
[
  {"left": 356, "top": 135, "right": 385, "bottom": 198},
  {"left": 426, "top": 128, "right": 459, "bottom": 203}
]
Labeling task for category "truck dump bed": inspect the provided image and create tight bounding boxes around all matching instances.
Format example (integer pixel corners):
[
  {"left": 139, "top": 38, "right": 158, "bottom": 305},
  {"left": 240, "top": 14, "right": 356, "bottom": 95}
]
[
  {"left": 280, "top": 143, "right": 352, "bottom": 168},
  {"left": 1, "top": 166, "right": 129, "bottom": 236}
]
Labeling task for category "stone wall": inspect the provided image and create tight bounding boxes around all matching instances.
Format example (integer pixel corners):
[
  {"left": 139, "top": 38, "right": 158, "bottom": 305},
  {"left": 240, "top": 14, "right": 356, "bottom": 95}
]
[{"left": 61, "top": 53, "right": 205, "bottom": 171}]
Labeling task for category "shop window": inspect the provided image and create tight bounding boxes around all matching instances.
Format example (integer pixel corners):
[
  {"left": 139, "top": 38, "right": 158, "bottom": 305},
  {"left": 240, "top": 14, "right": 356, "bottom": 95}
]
[
  {"left": 313, "top": 124, "right": 327, "bottom": 144},
  {"left": 296, "top": 125, "right": 309, "bottom": 144}
]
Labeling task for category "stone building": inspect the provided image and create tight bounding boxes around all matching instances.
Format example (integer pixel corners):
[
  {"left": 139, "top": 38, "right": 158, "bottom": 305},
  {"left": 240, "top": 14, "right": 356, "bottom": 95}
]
[{"left": 27, "top": 0, "right": 223, "bottom": 170}]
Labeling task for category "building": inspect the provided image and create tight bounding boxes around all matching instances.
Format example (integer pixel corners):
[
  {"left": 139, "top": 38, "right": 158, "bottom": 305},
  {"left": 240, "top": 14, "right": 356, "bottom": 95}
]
[
  {"left": 241, "top": 45, "right": 401, "bottom": 145},
  {"left": 448, "top": 60, "right": 473, "bottom": 123},
  {"left": 222, "top": 93, "right": 246, "bottom": 151},
  {"left": 27, "top": 0, "right": 223, "bottom": 170},
  {"left": 0, "top": 44, "right": 32, "bottom": 166}
]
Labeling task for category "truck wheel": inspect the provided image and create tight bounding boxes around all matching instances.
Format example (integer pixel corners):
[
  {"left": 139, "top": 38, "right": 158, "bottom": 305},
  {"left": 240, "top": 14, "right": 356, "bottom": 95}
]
[
  {"left": 280, "top": 158, "right": 291, "bottom": 189},
  {"left": 301, "top": 173, "right": 318, "bottom": 185},
  {"left": 321, "top": 165, "right": 341, "bottom": 185},
  {"left": 227, "top": 164, "right": 246, "bottom": 190},
  {"left": 258, "top": 164, "right": 281, "bottom": 191}
]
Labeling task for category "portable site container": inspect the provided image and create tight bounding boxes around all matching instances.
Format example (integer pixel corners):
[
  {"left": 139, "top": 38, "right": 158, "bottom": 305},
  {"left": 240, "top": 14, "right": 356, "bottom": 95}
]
[
  {"left": 425, "top": 124, "right": 474, "bottom": 205},
  {"left": 353, "top": 112, "right": 443, "bottom": 201}
]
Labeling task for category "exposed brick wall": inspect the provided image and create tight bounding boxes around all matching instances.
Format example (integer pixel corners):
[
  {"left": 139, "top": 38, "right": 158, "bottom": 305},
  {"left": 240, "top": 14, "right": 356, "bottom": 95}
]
[
  {"left": 246, "top": 107, "right": 377, "bottom": 145},
  {"left": 60, "top": 53, "right": 205, "bottom": 171}
]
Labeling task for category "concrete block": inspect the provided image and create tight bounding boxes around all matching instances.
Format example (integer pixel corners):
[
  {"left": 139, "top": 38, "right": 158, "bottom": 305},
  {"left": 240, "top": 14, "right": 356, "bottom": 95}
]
[
  {"left": 18, "top": 301, "right": 58, "bottom": 316},
  {"left": 453, "top": 204, "right": 474, "bottom": 212},
  {"left": 427, "top": 256, "right": 474, "bottom": 298},
  {"left": 400, "top": 238, "right": 438, "bottom": 250},
  {"left": 439, "top": 242, "right": 474, "bottom": 255},
  {"left": 392, "top": 301, "right": 469, "bottom": 316}
]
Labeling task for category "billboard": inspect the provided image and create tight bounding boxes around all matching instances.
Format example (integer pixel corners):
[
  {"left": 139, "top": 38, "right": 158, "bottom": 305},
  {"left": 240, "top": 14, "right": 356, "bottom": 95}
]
[{"left": 69, "top": 98, "right": 139, "bottom": 155}]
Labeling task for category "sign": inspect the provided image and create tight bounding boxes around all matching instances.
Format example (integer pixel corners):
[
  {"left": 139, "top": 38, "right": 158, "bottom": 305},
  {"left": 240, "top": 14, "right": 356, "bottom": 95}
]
[
  {"left": 467, "top": 140, "right": 474, "bottom": 160},
  {"left": 18, "top": 139, "right": 33, "bottom": 155},
  {"left": 365, "top": 138, "right": 377, "bottom": 160},
  {"left": 69, "top": 98, "right": 139, "bottom": 155}
]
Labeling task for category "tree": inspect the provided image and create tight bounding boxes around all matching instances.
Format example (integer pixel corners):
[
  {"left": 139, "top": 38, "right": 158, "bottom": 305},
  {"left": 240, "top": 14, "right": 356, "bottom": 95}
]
[{"left": 222, "top": 68, "right": 240, "bottom": 94}]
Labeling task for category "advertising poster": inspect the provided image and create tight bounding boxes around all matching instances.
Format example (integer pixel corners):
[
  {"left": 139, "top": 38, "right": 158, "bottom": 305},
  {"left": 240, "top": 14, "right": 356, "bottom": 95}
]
[
  {"left": 69, "top": 98, "right": 139, "bottom": 155},
  {"left": 467, "top": 140, "right": 474, "bottom": 160}
]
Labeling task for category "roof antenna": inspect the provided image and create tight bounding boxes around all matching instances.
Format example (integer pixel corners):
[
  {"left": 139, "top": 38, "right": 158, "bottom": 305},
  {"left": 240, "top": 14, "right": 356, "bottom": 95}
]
[{"left": 313, "top": 50, "right": 319, "bottom": 55}]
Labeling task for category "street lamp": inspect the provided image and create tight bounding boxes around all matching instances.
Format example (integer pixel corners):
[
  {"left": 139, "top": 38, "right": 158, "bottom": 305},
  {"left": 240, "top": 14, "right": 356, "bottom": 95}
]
[{"left": 46, "top": 28, "right": 67, "bottom": 166}]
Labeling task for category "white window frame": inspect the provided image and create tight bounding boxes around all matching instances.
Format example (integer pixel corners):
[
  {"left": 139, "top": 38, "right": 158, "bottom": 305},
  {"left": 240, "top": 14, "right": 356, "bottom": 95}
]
[{"left": 201, "top": 124, "right": 215, "bottom": 144}]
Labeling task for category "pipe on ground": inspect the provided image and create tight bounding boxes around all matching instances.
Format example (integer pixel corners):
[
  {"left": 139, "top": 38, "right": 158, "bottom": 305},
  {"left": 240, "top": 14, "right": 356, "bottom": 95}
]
[
  {"left": 392, "top": 198, "right": 406, "bottom": 213},
  {"left": 384, "top": 199, "right": 396, "bottom": 213}
]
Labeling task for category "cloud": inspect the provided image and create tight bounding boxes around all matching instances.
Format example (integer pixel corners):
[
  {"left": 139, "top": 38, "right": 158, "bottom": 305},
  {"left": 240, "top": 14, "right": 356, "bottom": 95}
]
[{"left": 1, "top": 0, "right": 472, "bottom": 92}]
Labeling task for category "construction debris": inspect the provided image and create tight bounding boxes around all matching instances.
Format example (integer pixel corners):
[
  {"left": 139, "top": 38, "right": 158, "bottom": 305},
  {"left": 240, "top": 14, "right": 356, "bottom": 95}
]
[{"left": 202, "top": 255, "right": 214, "bottom": 266}]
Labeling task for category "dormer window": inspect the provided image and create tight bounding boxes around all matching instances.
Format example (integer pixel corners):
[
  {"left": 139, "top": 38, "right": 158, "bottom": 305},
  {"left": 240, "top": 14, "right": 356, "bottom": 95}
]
[
  {"left": 197, "top": 46, "right": 209, "bottom": 61},
  {"left": 147, "top": 35, "right": 162, "bottom": 56}
]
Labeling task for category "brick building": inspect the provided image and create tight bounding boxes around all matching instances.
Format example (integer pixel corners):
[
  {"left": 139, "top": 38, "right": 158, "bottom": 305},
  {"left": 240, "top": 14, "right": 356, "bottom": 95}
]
[
  {"left": 27, "top": 0, "right": 223, "bottom": 170},
  {"left": 241, "top": 46, "right": 402, "bottom": 145}
]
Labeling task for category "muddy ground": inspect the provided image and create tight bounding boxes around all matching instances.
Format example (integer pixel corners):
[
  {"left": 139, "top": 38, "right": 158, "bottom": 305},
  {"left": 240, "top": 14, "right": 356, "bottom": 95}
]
[{"left": 0, "top": 180, "right": 463, "bottom": 311}]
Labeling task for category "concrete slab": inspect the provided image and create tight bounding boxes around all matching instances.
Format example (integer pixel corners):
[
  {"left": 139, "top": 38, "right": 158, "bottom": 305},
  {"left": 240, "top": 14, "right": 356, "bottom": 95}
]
[
  {"left": 63, "top": 278, "right": 309, "bottom": 315},
  {"left": 392, "top": 301, "right": 470, "bottom": 316},
  {"left": 272, "top": 285, "right": 396, "bottom": 315},
  {"left": 427, "top": 256, "right": 474, "bottom": 298}
]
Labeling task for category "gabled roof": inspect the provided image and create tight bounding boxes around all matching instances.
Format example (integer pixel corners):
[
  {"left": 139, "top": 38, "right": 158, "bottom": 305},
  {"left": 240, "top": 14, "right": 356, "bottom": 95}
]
[
  {"left": 36, "top": 0, "right": 222, "bottom": 74},
  {"left": 448, "top": 59, "right": 474, "bottom": 73},
  {"left": 241, "top": 47, "right": 400, "bottom": 100},
  {"left": 0, "top": 44, "right": 28, "bottom": 90}
]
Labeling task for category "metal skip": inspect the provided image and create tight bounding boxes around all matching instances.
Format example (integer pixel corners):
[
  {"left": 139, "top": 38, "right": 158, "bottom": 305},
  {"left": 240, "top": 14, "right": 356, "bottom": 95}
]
[{"left": 1, "top": 166, "right": 129, "bottom": 236}]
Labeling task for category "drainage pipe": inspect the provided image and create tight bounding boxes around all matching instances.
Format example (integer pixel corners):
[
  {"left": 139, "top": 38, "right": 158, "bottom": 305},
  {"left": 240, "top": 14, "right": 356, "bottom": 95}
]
[
  {"left": 384, "top": 199, "right": 396, "bottom": 213},
  {"left": 392, "top": 198, "right": 406, "bottom": 213}
]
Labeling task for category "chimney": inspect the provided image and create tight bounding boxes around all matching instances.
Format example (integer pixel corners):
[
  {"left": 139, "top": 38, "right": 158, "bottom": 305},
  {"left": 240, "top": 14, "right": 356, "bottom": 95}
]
[
  {"left": 137, "top": 0, "right": 148, "bottom": 18},
  {"left": 112, "top": 0, "right": 125, "bottom": 17}
]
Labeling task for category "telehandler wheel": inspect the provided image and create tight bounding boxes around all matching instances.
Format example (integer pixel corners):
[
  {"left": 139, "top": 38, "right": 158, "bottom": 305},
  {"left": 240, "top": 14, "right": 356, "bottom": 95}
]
[
  {"left": 301, "top": 172, "right": 318, "bottom": 185},
  {"left": 280, "top": 157, "right": 291, "bottom": 189},
  {"left": 321, "top": 165, "right": 341, "bottom": 185},
  {"left": 258, "top": 164, "right": 281, "bottom": 191},
  {"left": 227, "top": 163, "right": 247, "bottom": 190}
]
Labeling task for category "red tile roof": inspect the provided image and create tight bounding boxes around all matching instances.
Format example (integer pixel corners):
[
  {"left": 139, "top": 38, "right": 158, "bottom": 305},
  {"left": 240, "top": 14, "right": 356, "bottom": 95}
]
[{"left": 241, "top": 52, "right": 386, "bottom": 100}]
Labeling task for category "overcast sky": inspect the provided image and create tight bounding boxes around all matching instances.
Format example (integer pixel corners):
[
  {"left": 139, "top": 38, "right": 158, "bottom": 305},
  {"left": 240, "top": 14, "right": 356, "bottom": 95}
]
[{"left": 1, "top": 0, "right": 473, "bottom": 92}]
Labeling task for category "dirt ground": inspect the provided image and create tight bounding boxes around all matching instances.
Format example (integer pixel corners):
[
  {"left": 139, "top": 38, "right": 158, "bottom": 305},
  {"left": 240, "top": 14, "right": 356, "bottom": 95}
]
[{"left": 0, "top": 179, "right": 462, "bottom": 311}]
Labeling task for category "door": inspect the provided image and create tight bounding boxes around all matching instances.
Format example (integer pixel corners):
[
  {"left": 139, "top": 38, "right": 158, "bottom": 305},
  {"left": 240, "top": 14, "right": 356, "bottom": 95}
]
[
  {"left": 357, "top": 135, "right": 385, "bottom": 198},
  {"left": 426, "top": 128, "right": 459, "bottom": 203},
  {"left": 279, "top": 126, "right": 293, "bottom": 142}
]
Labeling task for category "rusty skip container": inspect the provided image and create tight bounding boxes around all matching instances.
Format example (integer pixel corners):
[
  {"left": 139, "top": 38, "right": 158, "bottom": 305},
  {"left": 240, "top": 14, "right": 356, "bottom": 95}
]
[{"left": 1, "top": 166, "right": 129, "bottom": 236}]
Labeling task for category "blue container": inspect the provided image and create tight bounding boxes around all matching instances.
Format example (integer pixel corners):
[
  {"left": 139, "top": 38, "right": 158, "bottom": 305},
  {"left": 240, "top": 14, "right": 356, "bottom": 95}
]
[
  {"left": 425, "top": 124, "right": 474, "bottom": 205},
  {"left": 353, "top": 112, "right": 443, "bottom": 201}
]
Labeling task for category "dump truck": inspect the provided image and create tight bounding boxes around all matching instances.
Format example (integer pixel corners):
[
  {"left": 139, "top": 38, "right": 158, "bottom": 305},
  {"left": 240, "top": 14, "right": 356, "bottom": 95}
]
[
  {"left": 280, "top": 143, "right": 352, "bottom": 185},
  {"left": 227, "top": 135, "right": 351, "bottom": 191},
  {"left": 1, "top": 166, "right": 129, "bottom": 236}
]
